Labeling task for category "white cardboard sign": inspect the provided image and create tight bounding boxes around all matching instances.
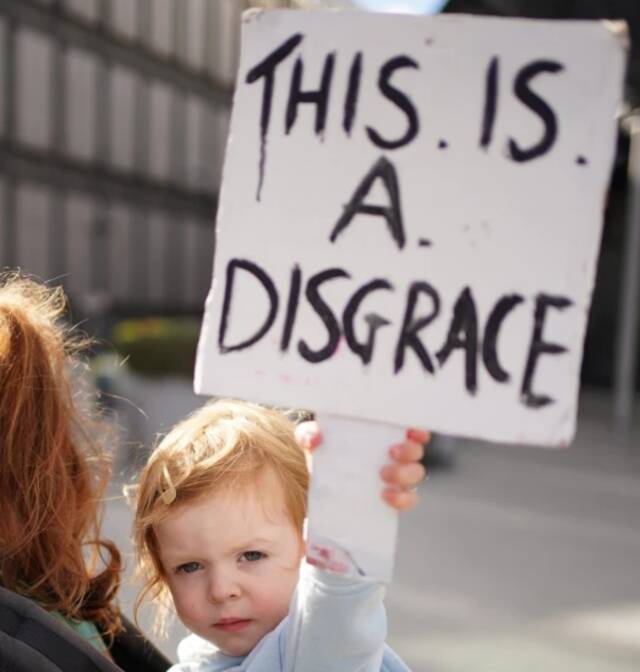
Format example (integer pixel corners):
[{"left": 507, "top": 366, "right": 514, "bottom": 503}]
[{"left": 195, "top": 10, "right": 626, "bottom": 446}]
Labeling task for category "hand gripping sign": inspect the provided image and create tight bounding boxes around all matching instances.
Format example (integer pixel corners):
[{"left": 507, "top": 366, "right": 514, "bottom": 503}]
[{"left": 196, "top": 10, "right": 627, "bottom": 580}]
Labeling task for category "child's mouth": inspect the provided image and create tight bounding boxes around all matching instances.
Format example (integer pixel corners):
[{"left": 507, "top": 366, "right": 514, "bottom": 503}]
[{"left": 214, "top": 618, "right": 252, "bottom": 633}]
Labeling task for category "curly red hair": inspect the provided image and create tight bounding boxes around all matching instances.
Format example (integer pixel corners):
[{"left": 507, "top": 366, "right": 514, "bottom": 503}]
[{"left": 0, "top": 273, "right": 122, "bottom": 638}]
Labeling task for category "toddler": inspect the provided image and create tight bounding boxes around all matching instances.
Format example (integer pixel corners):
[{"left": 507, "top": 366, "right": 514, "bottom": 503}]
[{"left": 134, "top": 399, "right": 425, "bottom": 671}]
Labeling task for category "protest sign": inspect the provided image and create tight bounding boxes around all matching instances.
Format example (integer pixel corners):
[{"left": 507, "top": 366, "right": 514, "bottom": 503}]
[
  {"left": 195, "top": 10, "right": 626, "bottom": 447},
  {"left": 194, "top": 9, "right": 627, "bottom": 581}
]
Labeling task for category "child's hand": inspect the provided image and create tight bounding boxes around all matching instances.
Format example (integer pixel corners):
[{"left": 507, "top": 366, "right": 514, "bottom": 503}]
[
  {"left": 380, "top": 428, "right": 428, "bottom": 511},
  {"left": 294, "top": 422, "right": 428, "bottom": 512}
]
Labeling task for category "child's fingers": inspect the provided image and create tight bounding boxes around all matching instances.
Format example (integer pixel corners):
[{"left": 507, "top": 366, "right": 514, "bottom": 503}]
[
  {"left": 381, "top": 487, "right": 419, "bottom": 512},
  {"left": 294, "top": 420, "right": 323, "bottom": 453},
  {"left": 389, "top": 439, "right": 426, "bottom": 464},
  {"left": 406, "top": 427, "right": 431, "bottom": 445},
  {"left": 380, "top": 462, "right": 426, "bottom": 487}
]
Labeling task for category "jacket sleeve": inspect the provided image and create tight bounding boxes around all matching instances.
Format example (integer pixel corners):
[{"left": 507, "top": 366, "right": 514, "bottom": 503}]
[{"left": 280, "top": 562, "right": 387, "bottom": 672}]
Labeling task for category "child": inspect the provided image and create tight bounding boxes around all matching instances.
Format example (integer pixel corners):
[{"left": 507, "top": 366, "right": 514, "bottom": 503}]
[{"left": 134, "top": 399, "right": 426, "bottom": 671}]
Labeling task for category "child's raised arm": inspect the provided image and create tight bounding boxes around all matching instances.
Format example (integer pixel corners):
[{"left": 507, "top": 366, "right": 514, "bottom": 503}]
[{"left": 284, "top": 420, "right": 423, "bottom": 671}]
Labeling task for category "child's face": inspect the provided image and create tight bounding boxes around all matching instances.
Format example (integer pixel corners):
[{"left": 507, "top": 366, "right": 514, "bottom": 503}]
[{"left": 155, "top": 468, "right": 304, "bottom": 657}]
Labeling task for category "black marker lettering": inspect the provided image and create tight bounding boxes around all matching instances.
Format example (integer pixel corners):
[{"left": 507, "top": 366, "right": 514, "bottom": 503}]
[
  {"left": 285, "top": 52, "right": 336, "bottom": 136},
  {"left": 218, "top": 258, "right": 278, "bottom": 353},
  {"left": 394, "top": 281, "right": 440, "bottom": 374},
  {"left": 245, "top": 33, "right": 303, "bottom": 200},
  {"left": 343, "top": 52, "right": 363, "bottom": 136},
  {"left": 480, "top": 56, "right": 499, "bottom": 150},
  {"left": 298, "top": 268, "right": 350, "bottom": 363},
  {"left": 483, "top": 294, "right": 524, "bottom": 382},
  {"left": 521, "top": 293, "right": 572, "bottom": 408},
  {"left": 330, "top": 155, "right": 406, "bottom": 249},
  {"left": 280, "top": 265, "right": 302, "bottom": 352},
  {"left": 435, "top": 287, "right": 479, "bottom": 395},
  {"left": 366, "top": 55, "right": 419, "bottom": 150},
  {"left": 342, "top": 279, "right": 393, "bottom": 365},
  {"left": 508, "top": 60, "right": 563, "bottom": 162}
]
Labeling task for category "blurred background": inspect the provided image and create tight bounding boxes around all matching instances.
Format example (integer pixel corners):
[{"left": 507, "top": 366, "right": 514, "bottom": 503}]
[{"left": 1, "top": 0, "right": 639, "bottom": 670}]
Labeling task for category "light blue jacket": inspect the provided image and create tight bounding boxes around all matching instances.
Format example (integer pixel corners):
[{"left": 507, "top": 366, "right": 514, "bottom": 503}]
[{"left": 169, "top": 563, "right": 411, "bottom": 672}]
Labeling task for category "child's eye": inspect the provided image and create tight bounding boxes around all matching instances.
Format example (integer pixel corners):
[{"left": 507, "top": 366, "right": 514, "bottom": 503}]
[
  {"left": 175, "top": 561, "right": 202, "bottom": 574},
  {"left": 240, "top": 550, "right": 266, "bottom": 563}
]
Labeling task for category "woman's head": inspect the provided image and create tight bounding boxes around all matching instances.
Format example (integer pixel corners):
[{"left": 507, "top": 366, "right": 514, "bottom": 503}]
[
  {"left": 133, "top": 399, "right": 309, "bottom": 634},
  {"left": 0, "top": 272, "right": 121, "bottom": 634}
]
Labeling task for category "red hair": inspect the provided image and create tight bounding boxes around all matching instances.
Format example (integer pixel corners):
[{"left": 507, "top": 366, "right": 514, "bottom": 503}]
[{"left": 0, "top": 273, "right": 122, "bottom": 637}]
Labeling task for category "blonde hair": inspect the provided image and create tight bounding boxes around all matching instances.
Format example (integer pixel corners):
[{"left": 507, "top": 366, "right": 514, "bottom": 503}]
[
  {"left": 133, "top": 398, "right": 309, "bottom": 634},
  {"left": 0, "top": 273, "right": 122, "bottom": 639}
]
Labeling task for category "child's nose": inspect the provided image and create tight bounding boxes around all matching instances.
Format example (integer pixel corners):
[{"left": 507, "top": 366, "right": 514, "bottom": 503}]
[{"left": 207, "top": 570, "right": 242, "bottom": 603}]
